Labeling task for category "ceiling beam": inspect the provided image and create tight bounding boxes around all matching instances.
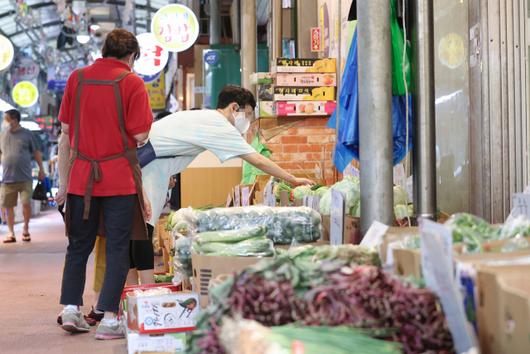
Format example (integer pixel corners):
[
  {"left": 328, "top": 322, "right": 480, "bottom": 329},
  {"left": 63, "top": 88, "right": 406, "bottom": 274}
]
[
  {"left": 6, "top": 20, "right": 62, "bottom": 38},
  {"left": 0, "top": 1, "right": 57, "bottom": 20}
]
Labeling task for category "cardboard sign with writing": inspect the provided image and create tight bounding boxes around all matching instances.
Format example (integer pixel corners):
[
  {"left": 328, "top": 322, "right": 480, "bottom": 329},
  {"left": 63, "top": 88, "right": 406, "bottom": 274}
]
[
  {"left": 511, "top": 193, "right": 530, "bottom": 218},
  {"left": 330, "top": 190, "right": 345, "bottom": 245},
  {"left": 233, "top": 185, "right": 241, "bottom": 207},
  {"left": 420, "top": 219, "right": 476, "bottom": 353},
  {"left": 360, "top": 221, "right": 389, "bottom": 248},
  {"left": 241, "top": 186, "right": 250, "bottom": 207}
]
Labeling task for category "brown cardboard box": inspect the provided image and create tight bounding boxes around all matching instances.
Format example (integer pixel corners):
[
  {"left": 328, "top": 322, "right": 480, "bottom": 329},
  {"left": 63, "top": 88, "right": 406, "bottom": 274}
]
[
  {"left": 321, "top": 215, "right": 361, "bottom": 244},
  {"left": 191, "top": 253, "right": 271, "bottom": 308},
  {"left": 477, "top": 264, "right": 530, "bottom": 354},
  {"left": 380, "top": 227, "right": 419, "bottom": 265},
  {"left": 393, "top": 248, "right": 422, "bottom": 279}
]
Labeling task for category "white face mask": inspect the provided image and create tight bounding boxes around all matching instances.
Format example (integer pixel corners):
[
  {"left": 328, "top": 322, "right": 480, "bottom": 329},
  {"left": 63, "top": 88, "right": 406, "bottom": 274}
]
[{"left": 233, "top": 112, "right": 250, "bottom": 134}]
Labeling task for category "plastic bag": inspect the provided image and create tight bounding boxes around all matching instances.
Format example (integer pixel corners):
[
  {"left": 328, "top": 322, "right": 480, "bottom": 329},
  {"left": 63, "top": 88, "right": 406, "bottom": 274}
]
[
  {"left": 173, "top": 236, "right": 193, "bottom": 278},
  {"left": 390, "top": 0, "right": 413, "bottom": 96},
  {"left": 32, "top": 181, "right": 48, "bottom": 201},
  {"left": 498, "top": 215, "right": 530, "bottom": 240}
]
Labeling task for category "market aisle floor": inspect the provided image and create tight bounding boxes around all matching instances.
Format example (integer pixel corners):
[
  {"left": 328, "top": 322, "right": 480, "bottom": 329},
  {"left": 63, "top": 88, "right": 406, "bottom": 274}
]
[{"left": 0, "top": 210, "right": 127, "bottom": 354}]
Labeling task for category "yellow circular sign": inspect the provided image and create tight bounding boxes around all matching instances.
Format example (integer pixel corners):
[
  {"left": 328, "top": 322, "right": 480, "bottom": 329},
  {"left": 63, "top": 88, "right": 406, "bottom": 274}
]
[
  {"left": 12, "top": 81, "right": 39, "bottom": 108},
  {"left": 0, "top": 35, "right": 14, "bottom": 71},
  {"left": 151, "top": 4, "right": 199, "bottom": 52}
]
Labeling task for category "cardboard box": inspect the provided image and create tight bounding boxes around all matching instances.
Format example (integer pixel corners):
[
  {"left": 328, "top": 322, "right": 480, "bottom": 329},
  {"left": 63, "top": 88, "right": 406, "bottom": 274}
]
[
  {"left": 380, "top": 227, "right": 419, "bottom": 266},
  {"left": 276, "top": 101, "right": 336, "bottom": 116},
  {"left": 121, "top": 283, "right": 181, "bottom": 316},
  {"left": 257, "top": 101, "right": 275, "bottom": 118},
  {"left": 127, "top": 292, "right": 200, "bottom": 334},
  {"left": 275, "top": 58, "right": 336, "bottom": 73},
  {"left": 127, "top": 330, "right": 186, "bottom": 354},
  {"left": 477, "top": 264, "right": 530, "bottom": 354},
  {"left": 191, "top": 253, "right": 271, "bottom": 308},
  {"left": 275, "top": 73, "right": 336, "bottom": 87},
  {"left": 274, "top": 86, "right": 335, "bottom": 101},
  {"left": 321, "top": 215, "right": 361, "bottom": 244}
]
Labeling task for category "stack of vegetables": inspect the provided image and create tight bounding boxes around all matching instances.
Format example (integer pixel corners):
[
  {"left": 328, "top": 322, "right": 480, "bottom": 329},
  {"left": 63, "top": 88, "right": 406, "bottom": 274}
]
[
  {"left": 218, "top": 318, "right": 401, "bottom": 354},
  {"left": 192, "top": 226, "right": 274, "bottom": 257},
  {"left": 168, "top": 206, "right": 322, "bottom": 244},
  {"left": 187, "top": 245, "right": 454, "bottom": 354}
]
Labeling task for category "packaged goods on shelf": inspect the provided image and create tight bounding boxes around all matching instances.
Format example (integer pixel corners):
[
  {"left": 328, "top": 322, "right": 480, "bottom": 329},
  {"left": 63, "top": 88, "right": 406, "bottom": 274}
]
[
  {"left": 257, "top": 84, "right": 274, "bottom": 101},
  {"left": 250, "top": 72, "right": 274, "bottom": 85},
  {"left": 127, "top": 330, "right": 186, "bottom": 354},
  {"left": 273, "top": 86, "right": 335, "bottom": 101},
  {"left": 275, "top": 58, "right": 336, "bottom": 73},
  {"left": 256, "top": 101, "right": 275, "bottom": 117},
  {"left": 127, "top": 292, "right": 200, "bottom": 334},
  {"left": 276, "top": 100, "right": 336, "bottom": 116},
  {"left": 275, "top": 73, "right": 336, "bottom": 87}
]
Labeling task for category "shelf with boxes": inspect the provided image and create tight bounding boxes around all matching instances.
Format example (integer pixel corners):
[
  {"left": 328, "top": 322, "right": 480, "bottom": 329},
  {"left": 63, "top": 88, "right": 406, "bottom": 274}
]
[{"left": 254, "top": 58, "right": 337, "bottom": 118}]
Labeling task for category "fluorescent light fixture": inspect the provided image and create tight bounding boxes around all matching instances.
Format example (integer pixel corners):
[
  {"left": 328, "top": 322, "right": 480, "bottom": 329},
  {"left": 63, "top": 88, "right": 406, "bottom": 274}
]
[
  {"left": 90, "top": 24, "right": 101, "bottom": 32},
  {"left": 0, "top": 98, "right": 15, "bottom": 111}
]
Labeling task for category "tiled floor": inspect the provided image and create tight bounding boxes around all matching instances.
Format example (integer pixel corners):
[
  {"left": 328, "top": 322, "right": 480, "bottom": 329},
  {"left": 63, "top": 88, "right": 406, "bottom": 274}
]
[{"left": 0, "top": 209, "right": 127, "bottom": 354}]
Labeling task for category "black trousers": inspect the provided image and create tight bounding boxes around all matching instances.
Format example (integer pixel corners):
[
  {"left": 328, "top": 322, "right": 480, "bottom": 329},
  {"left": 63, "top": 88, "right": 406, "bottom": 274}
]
[
  {"left": 129, "top": 223, "right": 154, "bottom": 271},
  {"left": 60, "top": 194, "right": 135, "bottom": 313}
]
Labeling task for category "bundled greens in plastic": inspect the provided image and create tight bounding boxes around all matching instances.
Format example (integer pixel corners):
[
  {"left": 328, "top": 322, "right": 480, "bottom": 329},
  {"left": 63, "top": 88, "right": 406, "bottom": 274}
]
[
  {"left": 195, "top": 226, "right": 267, "bottom": 245},
  {"left": 319, "top": 176, "right": 361, "bottom": 216},
  {"left": 393, "top": 185, "right": 409, "bottom": 205},
  {"left": 193, "top": 206, "right": 322, "bottom": 244},
  {"left": 193, "top": 237, "right": 274, "bottom": 257}
]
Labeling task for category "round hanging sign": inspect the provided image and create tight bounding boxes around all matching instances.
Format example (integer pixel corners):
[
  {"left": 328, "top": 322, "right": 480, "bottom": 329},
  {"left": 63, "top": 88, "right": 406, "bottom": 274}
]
[
  {"left": 151, "top": 4, "right": 199, "bottom": 52},
  {"left": 0, "top": 35, "right": 15, "bottom": 71},
  {"left": 134, "top": 32, "right": 169, "bottom": 76},
  {"left": 12, "top": 81, "right": 39, "bottom": 108}
]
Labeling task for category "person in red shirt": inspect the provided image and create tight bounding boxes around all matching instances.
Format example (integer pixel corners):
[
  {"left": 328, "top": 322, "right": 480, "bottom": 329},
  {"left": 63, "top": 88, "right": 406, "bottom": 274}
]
[{"left": 56, "top": 29, "right": 152, "bottom": 340}]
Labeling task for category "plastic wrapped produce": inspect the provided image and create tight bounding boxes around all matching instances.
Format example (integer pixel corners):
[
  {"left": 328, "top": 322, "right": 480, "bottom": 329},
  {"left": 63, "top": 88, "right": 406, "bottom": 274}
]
[
  {"left": 195, "top": 226, "right": 268, "bottom": 245},
  {"left": 319, "top": 176, "right": 361, "bottom": 216},
  {"left": 193, "top": 237, "right": 274, "bottom": 257},
  {"left": 193, "top": 206, "right": 322, "bottom": 244},
  {"left": 173, "top": 236, "right": 193, "bottom": 278}
]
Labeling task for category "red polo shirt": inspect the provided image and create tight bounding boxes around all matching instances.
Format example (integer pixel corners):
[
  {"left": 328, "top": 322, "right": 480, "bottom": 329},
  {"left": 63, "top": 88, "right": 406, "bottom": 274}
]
[{"left": 59, "top": 58, "right": 152, "bottom": 196}]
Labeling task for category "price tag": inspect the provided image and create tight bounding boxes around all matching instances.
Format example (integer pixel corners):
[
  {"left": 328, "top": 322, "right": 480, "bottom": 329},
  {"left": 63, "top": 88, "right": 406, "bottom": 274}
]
[
  {"left": 511, "top": 193, "right": 530, "bottom": 218},
  {"left": 360, "top": 221, "right": 389, "bottom": 248},
  {"left": 330, "top": 190, "right": 345, "bottom": 245},
  {"left": 233, "top": 186, "right": 241, "bottom": 207},
  {"left": 420, "top": 218, "right": 476, "bottom": 353},
  {"left": 241, "top": 186, "right": 250, "bottom": 206}
]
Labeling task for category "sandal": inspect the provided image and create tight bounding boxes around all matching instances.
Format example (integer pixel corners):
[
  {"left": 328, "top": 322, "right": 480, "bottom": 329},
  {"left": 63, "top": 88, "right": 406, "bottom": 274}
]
[
  {"left": 3, "top": 236, "right": 16, "bottom": 243},
  {"left": 22, "top": 233, "right": 31, "bottom": 242}
]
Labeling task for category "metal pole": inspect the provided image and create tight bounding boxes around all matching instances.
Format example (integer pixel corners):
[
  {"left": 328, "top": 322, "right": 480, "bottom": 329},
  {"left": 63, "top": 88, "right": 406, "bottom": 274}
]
[
  {"left": 358, "top": 0, "right": 394, "bottom": 232},
  {"left": 411, "top": 0, "right": 436, "bottom": 219},
  {"left": 271, "top": 0, "right": 282, "bottom": 62},
  {"left": 209, "top": 0, "right": 221, "bottom": 45},
  {"left": 241, "top": 0, "right": 256, "bottom": 90}
]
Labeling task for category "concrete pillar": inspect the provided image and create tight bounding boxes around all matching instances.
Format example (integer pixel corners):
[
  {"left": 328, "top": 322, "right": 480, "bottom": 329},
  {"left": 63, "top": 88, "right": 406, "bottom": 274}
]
[
  {"left": 241, "top": 0, "right": 256, "bottom": 90},
  {"left": 209, "top": 0, "right": 221, "bottom": 45},
  {"left": 411, "top": 0, "right": 437, "bottom": 219},
  {"left": 358, "top": 0, "right": 394, "bottom": 232}
]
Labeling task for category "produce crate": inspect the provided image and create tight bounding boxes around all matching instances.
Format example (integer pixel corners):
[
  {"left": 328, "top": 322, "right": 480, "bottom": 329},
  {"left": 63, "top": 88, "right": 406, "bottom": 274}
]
[
  {"left": 127, "top": 329, "right": 186, "bottom": 354},
  {"left": 191, "top": 253, "right": 271, "bottom": 308},
  {"left": 127, "top": 292, "right": 200, "bottom": 334},
  {"left": 477, "top": 264, "right": 530, "bottom": 354},
  {"left": 379, "top": 226, "right": 419, "bottom": 266},
  {"left": 321, "top": 215, "right": 361, "bottom": 244},
  {"left": 120, "top": 283, "right": 182, "bottom": 318}
]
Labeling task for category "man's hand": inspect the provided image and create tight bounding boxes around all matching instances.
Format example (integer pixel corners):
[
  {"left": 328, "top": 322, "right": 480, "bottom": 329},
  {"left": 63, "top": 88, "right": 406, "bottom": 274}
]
[
  {"left": 290, "top": 177, "right": 315, "bottom": 187},
  {"left": 38, "top": 169, "right": 45, "bottom": 181},
  {"left": 142, "top": 190, "right": 152, "bottom": 221},
  {"left": 56, "top": 188, "right": 66, "bottom": 206}
]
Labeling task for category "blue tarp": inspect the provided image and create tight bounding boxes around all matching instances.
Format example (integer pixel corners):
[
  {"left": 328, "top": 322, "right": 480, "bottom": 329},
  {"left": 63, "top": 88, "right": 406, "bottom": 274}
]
[{"left": 329, "top": 28, "right": 413, "bottom": 172}]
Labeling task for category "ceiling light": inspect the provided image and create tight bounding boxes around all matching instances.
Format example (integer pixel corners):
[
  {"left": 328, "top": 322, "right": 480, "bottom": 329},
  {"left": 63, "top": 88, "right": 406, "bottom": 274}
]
[{"left": 90, "top": 24, "right": 101, "bottom": 32}]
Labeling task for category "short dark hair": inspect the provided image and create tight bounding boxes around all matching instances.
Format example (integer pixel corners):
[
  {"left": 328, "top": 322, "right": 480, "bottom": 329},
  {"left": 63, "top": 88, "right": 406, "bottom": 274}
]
[
  {"left": 155, "top": 111, "right": 172, "bottom": 121},
  {"left": 102, "top": 29, "right": 140, "bottom": 61},
  {"left": 217, "top": 85, "right": 256, "bottom": 110},
  {"left": 5, "top": 109, "right": 21, "bottom": 123}
]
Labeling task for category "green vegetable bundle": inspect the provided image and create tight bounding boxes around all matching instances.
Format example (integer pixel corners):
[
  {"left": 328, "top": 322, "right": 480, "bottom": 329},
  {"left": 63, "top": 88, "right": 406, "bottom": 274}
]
[
  {"left": 195, "top": 226, "right": 267, "bottom": 245},
  {"left": 445, "top": 213, "right": 500, "bottom": 252},
  {"left": 193, "top": 237, "right": 274, "bottom": 257}
]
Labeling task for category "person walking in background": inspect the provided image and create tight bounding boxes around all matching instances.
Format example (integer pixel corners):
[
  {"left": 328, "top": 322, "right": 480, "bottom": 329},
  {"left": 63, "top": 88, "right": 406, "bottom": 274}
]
[
  {"left": 56, "top": 28, "right": 152, "bottom": 340},
  {"left": 0, "top": 109, "right": 45, "bottom": 243}
]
